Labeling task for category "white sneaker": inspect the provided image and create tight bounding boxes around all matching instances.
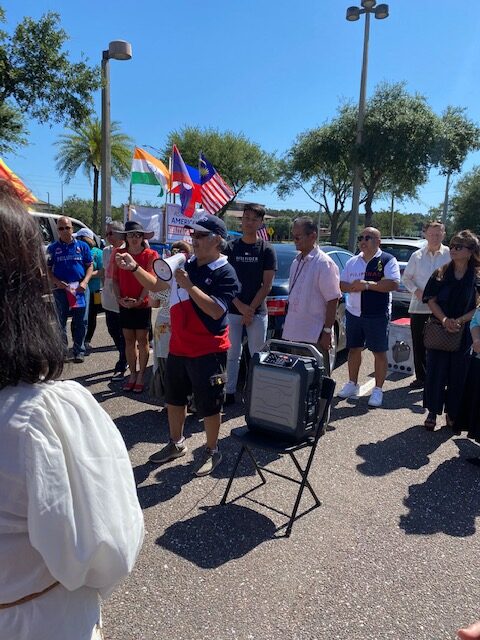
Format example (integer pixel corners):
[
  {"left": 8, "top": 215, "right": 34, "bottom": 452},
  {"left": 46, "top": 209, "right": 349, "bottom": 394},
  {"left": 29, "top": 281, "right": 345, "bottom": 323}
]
[
  {"left": 368, "top": 387, "right": 383, "bottom": 407},
  {"left": 338, "top": 381, "right": 360, "bottom": 399}
]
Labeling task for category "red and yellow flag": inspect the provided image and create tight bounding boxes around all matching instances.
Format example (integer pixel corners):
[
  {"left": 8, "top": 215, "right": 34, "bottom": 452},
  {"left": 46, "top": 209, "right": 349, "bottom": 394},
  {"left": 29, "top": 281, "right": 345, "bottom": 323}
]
[{"left": 0, "top": 158, "right": 37, "bottom": 204}]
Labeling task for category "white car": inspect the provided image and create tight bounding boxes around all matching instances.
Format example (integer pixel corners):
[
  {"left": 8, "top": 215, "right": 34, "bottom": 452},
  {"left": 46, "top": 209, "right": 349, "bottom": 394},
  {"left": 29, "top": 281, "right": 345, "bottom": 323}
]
[
  {"left": 379, "top": 237, "right": 427, "bottom": 306},
  {"left": 29, "top": 211, "right": 101, "bottom": 247}
]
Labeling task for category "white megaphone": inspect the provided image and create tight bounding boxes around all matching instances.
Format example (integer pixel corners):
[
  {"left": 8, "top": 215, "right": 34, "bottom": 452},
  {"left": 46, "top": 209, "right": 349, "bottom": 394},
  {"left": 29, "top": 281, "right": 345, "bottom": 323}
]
[{"left": 153, "top": 253, "right": 187, "bottom": 281}]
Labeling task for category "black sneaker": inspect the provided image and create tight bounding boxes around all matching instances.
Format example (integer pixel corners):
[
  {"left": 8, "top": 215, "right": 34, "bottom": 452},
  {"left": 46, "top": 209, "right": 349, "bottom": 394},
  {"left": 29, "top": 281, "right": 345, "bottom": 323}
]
[
  {"left": 112, "top": 368, "right": 127, "bottom": 380},
  {"left": 409, "top": 379, "right": 424, "bottom": 389},
  {"left": 149, "top": 440, "right": 187, "bottom": 464},
  {"left": 224, "top": 393, "right": 236, "bottom": 406},
  {"left": 73, "top": 354, "right": 85, "bottom": 364}
]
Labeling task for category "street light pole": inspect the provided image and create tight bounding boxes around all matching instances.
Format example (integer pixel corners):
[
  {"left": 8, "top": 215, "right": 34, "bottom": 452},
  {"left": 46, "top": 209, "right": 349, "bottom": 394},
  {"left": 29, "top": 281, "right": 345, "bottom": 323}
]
[
  {"left": 346, "top": 1, "right": 389, "bottom": 252},
  {"left": 100, "top": 40, "right": 132, "bottom": 240}
]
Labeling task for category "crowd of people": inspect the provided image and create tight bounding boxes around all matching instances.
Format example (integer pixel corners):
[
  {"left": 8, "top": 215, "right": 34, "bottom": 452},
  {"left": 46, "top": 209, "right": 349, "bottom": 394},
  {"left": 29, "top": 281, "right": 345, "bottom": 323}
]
[{"left": 1, "top": 180, "right": 480, "bottom": 638}]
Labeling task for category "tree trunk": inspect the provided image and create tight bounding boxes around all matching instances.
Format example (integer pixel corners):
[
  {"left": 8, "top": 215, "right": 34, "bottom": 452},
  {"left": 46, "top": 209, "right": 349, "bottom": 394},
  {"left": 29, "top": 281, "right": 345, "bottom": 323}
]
[
  {"left": 364, "top": 193, "right": 374, "bottom": 228},
  {"left": 92, "top": 167, "right": 99, "bottom": 232},
  {"left": 330, "top": 211, "right": 340, "bottom": 245}
]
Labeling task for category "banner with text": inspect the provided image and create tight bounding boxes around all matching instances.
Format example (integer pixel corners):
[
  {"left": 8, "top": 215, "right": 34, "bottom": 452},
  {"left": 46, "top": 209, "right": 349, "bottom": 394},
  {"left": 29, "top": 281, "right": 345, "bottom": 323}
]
[{"left": 166, "top": 204, "right": 206, "bottom": 243}]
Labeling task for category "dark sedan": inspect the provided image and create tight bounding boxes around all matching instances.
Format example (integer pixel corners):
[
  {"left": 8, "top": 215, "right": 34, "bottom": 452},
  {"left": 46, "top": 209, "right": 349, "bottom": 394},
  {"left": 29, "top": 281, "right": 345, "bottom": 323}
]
[{"left": 266, "top": 243, "right": 354, "bottom": 370}]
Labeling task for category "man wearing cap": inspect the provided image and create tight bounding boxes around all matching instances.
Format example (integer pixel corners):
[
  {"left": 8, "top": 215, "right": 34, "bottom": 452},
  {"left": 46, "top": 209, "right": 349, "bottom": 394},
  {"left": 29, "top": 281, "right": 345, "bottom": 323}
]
[
  {"left": 47, "top": 217, "right": 93, "bottom": 363},
  {"left": 75, "top": 228, "right": 103, "bottom": 353},
  {"left": 115, "top": 213, "right": 240, "bottom": 476}
]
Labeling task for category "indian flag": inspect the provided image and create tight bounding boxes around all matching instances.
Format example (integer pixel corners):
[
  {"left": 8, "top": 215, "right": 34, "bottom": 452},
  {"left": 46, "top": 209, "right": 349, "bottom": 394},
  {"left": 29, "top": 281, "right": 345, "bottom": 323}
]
[{"left": 131, "top": 147, "right": 170, "bottom": 196}]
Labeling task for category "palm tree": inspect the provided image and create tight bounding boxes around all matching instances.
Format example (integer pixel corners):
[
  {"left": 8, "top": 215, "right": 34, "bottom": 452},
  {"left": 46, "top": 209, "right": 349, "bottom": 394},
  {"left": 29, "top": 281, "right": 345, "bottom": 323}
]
[{"left": 55, "top": 118, "right": 133, "bottom": 231}]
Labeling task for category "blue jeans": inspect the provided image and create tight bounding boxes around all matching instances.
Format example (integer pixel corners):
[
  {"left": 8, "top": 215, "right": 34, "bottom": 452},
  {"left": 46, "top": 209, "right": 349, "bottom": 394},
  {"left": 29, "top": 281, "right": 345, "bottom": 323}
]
[
  {"left": 226, "top": 312, "right": 268, "bottom": 394},
  {"left": 53, "top": 287, "right": 90, "bottom": 357}
]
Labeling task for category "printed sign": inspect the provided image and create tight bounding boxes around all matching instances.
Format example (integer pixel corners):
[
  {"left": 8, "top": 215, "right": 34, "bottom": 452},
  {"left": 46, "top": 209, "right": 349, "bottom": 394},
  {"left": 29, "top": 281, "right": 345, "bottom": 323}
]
[{"left": 166, "top": 204, "right": 206, "bottom": 243}]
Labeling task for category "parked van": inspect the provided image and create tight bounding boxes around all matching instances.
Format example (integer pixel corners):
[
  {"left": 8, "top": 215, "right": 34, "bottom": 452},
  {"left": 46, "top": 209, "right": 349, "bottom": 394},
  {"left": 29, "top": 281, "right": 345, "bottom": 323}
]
[{"left": 29, "top": 211, "right": 101, "bottom": 247}]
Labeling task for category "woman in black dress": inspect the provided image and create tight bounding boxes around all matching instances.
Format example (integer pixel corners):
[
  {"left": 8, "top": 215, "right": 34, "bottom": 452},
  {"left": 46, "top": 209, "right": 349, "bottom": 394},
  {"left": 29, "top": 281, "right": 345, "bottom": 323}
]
[{"left": 422, "top": 230, "right": 480, "bottom": 432}]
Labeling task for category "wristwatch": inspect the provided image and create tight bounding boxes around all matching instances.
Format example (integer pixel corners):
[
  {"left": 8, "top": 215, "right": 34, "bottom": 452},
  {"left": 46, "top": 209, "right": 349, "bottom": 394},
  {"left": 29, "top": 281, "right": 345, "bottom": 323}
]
[{"left": 322, "top": 327, "right": 332, "bottom": 334}]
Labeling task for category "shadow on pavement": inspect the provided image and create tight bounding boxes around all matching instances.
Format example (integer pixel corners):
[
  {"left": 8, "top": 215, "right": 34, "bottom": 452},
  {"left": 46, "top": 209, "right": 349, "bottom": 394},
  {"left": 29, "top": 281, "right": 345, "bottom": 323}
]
[
  {"left": 399, "top": 439, "right": 480, "bottom": 537},
  {"left": 156, "top": 504, "right": 276, "bottom": 567},
  {"left": 356, "top": 425, "right": 452, "bottom": 476},
  {"left": 135, "top": 462, "right": 192, "bottom": 508}
]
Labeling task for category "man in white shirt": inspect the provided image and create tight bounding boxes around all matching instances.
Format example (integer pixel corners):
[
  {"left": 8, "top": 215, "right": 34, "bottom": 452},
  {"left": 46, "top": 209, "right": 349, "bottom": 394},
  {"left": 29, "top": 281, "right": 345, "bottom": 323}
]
[
  {"left": 339, "top": 227, "right": 400, "bottom": 408},
  {"left": 402, "top": 221, "right": 450, "bottom": 388},
  {"left": 282, "top": 217, "right": 341, "bottom": 376}
]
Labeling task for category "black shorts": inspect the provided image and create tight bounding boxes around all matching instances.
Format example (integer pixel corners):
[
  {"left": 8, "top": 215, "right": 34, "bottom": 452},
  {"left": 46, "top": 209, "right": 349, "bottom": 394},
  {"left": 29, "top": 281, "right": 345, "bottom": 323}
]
[
  {"left": 119, "top": 307, "right": 152, "bottom": 331},
  {"left": 165, "top": 352, "right": 227, "bottom": 418}
]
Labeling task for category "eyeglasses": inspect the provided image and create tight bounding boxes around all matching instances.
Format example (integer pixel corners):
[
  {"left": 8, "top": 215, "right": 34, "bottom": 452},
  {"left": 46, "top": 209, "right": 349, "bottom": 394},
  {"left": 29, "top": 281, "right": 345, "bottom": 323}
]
[
  {"left": 357, "top": 234, "right": 376, "bottom": 242},
  {"left": 191, "top": 232, "right": 212, "bottom": 239},
  {"left": 450, "top": 244, "right": 471, "bottom": 251},
  {"left": 58, "top": 226, "right": 72, "bottom": 231},
  {"left": 126, "top": 232, "right": 143, "bottom": 239}
]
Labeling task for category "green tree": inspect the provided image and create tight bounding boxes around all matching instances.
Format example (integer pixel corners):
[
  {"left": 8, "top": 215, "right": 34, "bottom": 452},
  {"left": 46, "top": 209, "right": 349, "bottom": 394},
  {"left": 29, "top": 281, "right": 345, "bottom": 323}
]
[
  {"left": 277, "top": 120, "right": 353, "bottom": 244},
  {"left": 279, "top": 82, "right": 439, "bottom": 239},
  {"left": 62, "top": 196, "right": 123, "bottom": 228},
  {"left": 163, "top": 126, "right": 278, "bottom": 215},
  {"left": 0, "top": 7, "right": 100, "bottom": 153},
  {"left": 450, "top": 167, "right": 480, "bottom": 235},
  {"left": 432, "top": 106, "right": 480, "bottom": 224},
  {"left": 55, "top": 118, "right": 133, "bottom": 232}
]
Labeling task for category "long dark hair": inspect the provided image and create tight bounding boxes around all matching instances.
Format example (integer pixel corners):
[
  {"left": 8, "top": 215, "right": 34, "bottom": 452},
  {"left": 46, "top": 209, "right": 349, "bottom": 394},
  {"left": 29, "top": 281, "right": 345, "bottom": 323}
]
[
  {"left": 436, "top": 229, "right": 480, "bottom": 280},
  {"left": 0, "top": 183, "right": 64, "bottom": 388}
]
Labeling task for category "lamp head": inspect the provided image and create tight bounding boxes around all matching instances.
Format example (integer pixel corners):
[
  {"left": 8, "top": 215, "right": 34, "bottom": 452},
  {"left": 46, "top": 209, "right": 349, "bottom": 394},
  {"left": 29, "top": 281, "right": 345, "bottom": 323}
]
[
  {"left": 107, "top": 40, "right": 132, "bottom": 61},
  {"left": 374, "top": 3, "right": 389, "bottom": 19},
  {"left": 346, "top": 6, "right": 360, "bottom": 21},
  {"left": 361, "top": 0, "right": 376, "bottom": 8}
]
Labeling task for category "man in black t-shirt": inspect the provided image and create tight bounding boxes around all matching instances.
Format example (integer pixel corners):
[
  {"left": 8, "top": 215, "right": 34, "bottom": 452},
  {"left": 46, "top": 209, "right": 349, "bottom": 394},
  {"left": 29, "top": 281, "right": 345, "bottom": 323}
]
[{"left": 224, "top": 203, "right": 277, "bottom": 404}]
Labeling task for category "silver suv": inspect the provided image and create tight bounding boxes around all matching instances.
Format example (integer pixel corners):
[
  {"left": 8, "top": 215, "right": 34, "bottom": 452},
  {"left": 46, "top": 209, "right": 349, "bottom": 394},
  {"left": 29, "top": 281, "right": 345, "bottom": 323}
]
[{"left": 380, "top": 237, "right": 426, "bottom": 306}]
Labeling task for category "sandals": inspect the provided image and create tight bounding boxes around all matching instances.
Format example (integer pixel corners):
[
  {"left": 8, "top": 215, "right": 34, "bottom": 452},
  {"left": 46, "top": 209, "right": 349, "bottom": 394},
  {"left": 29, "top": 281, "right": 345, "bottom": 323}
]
[
  {"left": 133, "top": 383, "right": 144, "bottom": 394},
  {"left": 424, "top": 412, "right": 437, "bottom": 431},
  {"left": 123, "top": 378, "right": 137, "bottom": 392}
]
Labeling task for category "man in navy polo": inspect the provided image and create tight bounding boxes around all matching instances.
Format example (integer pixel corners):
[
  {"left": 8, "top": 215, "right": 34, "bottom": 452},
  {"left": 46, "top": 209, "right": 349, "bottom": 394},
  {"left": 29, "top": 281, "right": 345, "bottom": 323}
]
[
  {"left": 115, "top": 213, "right": 240, "bottom": 476},
  {"left": 338, "top": 227, "right": 400, "bottom": 407},
  {"left": 47, "top": 217, "right": 93, "bottom": 363}
]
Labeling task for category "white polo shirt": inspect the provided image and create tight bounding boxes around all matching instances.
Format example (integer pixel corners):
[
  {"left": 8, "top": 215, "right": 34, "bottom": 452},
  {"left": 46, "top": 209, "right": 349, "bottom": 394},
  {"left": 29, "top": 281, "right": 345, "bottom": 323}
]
[{"left": 340, "top": 249, "right": 400, "bottom": 317}]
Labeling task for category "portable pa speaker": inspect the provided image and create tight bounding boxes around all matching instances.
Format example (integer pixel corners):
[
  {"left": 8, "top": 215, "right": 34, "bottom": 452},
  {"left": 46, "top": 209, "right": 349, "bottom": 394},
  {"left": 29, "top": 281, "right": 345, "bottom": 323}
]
[{"left": 245, "top": 340, "right": 325, "bottom": 442}]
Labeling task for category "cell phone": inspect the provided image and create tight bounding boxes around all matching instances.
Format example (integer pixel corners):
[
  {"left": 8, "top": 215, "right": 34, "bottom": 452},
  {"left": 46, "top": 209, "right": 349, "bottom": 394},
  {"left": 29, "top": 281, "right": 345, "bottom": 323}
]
[{"left": 124, "top": 297, "right": 137, "bottom": 303}]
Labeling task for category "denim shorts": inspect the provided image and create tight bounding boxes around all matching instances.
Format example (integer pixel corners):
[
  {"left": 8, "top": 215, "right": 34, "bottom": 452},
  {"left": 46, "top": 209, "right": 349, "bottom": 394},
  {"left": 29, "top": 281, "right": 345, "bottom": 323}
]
[{"left": 345, "top": 310, "right": 389, "bottom": 353}]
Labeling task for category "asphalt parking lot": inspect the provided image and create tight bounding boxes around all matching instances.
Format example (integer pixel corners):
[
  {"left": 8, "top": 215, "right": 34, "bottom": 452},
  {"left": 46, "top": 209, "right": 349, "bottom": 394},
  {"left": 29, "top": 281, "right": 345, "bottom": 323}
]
[{"left": 63, "top": 315, "right": 480, "bottom": 640}]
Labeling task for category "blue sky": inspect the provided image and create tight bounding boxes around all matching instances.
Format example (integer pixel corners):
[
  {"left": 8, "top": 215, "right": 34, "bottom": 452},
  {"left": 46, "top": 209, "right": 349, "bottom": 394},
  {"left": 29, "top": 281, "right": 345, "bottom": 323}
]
[{"left": 4, "top": 0, "right": 480, "bottom": 215}]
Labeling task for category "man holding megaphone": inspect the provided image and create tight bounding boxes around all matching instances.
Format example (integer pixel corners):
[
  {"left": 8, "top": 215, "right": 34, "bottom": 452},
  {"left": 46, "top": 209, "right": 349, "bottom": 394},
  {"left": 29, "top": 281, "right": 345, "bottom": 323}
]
[{"left": 115, "top": 214, "right": 240, "bottom": 476}]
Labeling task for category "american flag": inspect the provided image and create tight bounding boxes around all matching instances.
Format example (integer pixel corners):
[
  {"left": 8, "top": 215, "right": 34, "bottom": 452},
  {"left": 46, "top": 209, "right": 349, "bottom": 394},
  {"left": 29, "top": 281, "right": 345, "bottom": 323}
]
[
  {"left": 257, "top": 224, "right": 269, "bottom": 241},
  {"left": 199, "top": 153, "right": 234, "bottom": 215}
]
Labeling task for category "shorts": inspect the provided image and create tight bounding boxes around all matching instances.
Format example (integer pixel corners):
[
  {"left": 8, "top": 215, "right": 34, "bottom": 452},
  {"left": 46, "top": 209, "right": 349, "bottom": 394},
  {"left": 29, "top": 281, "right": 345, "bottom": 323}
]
[
  {"left": 345, "top": 310, "right": 389, "bottom": 353},
  {"left": 119, "top": 306, "right": 152, "bottom": 331},
  {"left": 165, "top": 352, "right": 227, "bottom": 418}
]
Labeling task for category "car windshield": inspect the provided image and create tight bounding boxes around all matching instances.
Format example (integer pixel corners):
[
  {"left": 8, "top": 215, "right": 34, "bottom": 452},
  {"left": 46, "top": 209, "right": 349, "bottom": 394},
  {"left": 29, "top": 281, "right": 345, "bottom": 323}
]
[
  {"left": 380, "top": 243, "right": 419, "bottom": 263},
  {"left": 274, "top": 246, "right": 298, "bottom": 279}
]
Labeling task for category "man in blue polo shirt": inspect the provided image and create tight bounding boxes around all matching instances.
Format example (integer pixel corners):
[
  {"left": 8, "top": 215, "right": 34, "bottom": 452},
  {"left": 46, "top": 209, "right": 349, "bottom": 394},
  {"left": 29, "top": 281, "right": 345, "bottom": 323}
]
[
  {"left": 47, "top": 217, "right": 93, "bottom": 363},
  {"left": 338, "top": 227, "right": 400, "bottom": 408}
]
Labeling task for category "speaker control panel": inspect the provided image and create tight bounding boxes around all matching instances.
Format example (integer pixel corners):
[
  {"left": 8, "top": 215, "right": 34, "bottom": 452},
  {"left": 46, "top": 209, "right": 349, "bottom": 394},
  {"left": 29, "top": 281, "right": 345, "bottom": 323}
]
[{"left": 261, "top": 352, "right": 298, "bottom": 367}]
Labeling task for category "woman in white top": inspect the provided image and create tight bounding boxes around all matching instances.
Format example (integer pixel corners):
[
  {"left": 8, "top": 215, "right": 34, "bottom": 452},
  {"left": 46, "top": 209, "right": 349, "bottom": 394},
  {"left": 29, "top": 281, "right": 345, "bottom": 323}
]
[{"left": 0, "top": 182, "right": 144, "bottom": 640}]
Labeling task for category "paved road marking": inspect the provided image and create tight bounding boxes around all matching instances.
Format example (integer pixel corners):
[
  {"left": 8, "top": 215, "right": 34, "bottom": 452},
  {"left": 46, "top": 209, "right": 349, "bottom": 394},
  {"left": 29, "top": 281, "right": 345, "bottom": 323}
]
[{"left": 358, "top": 378, "right": 376, "bottom": 397}]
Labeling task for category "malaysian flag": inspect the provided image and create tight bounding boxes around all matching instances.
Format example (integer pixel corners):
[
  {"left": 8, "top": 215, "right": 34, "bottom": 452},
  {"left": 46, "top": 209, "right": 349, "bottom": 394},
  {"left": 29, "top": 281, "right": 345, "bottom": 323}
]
[
  {"left": 199, "top": 152, "right": 234, "bottom": 215},
  {"left": 257, "top": 224, "right": 269, "bottom": 241}
]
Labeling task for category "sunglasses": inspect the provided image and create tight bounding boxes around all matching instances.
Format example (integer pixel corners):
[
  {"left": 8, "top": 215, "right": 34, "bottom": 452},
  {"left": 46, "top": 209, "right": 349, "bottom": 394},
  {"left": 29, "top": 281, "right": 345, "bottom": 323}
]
[
  {"left": 450, "top": 244, "right": 471, "bottom": 251},
  {"left": 58, "top": 226, "right": 72, "bottom": 231},
  {"left": 357, "top": 234, "right": 376, "bottom": 242},
  {"left": 126, "top": 232, "right": 143, "bottom": 238}
]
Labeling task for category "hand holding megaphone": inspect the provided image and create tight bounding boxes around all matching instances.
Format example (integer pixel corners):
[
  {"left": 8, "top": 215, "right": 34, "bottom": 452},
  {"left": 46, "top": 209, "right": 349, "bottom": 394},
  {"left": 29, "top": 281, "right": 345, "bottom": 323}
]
[{"left": 153, "top": 253, "right": 187, "bottom": 282}]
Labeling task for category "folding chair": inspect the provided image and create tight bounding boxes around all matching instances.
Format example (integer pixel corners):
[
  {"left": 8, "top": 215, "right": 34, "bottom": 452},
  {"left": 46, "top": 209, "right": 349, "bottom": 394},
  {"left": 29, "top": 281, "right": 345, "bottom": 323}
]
[{"left": 221, "top": 376, "right": 335, "bottom": 537}]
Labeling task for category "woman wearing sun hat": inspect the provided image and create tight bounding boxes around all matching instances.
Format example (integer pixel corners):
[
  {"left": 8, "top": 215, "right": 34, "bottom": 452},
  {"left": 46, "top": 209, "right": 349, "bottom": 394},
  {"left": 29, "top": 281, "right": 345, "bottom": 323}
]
[{"left": 112, "top": 221, "right": 158, "bottom": 393}]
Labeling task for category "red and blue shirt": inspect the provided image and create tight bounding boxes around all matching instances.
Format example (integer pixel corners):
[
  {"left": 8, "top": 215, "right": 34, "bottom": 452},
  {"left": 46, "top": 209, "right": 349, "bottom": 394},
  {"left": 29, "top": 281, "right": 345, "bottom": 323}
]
[{"left": 169, "top": 255, "right": 240, "bottom": 357}]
